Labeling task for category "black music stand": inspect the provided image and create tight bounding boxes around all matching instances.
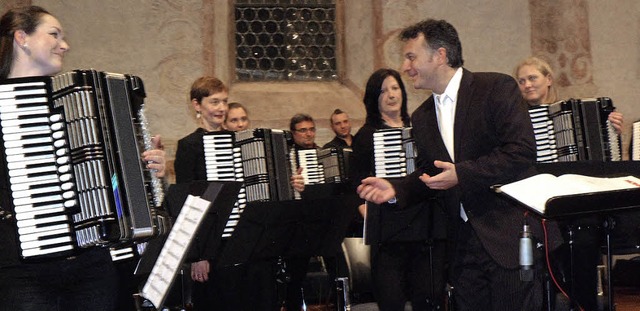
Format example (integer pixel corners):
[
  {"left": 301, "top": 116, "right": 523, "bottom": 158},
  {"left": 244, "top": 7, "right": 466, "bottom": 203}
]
[
  {"left": 134, "top": 181, "right": 242, "bottom": 311},
  {"left": 501, "top": 161, "right": 640, "bottom": 311},
  {"left": 214, "top": 185, "right": 358, "bottom": 309},
  {"left": 216, "top": 184, "right": 357, "bottom": 267}
]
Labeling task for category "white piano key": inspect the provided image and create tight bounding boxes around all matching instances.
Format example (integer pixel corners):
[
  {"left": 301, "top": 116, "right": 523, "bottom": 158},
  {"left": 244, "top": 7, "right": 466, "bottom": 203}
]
[
  {"left": 1, "top": 117, "right": 51, "bottom": 130},
  {"left": 4, "top": 144, "right": 54, "bottom": 156},
  {"left": 21, "top": 244, "right": 75, "bottom": 258},
  {"left": 1, "top": 123, "right": 51, "bottom": 135},
  {"left": 0, "top": 108, "right": 51, "bottom": 121},
  {"left": 4, "top": 136, "right": 53, "bottom": 149},
  {"left": 14, "top": 193, "right": 64, "bottom": 207},
  {"left": 8, "top": 165, "right": 58, "bottom": 178},
  {"left": 10, "top": 176, "right": 63, "bottom": 192},
  {"left": 0, "top": 81, "right": 46, "bottom": 92},
  {"left": 15, "top": 206, "right": 67, "bottom": 222},
  {"left": 9, "top": 172, "right": 61, "bottom": 187},
  {"left": 6, "top": 155, "right": 58, "bottom": 170},
  {"left": 17, "top": 222, "right": 70, "bottom": 236},
  {"left": 14, "top": 201, "right": 67, "bottom": 214},
  {"left": 0, "top": 96, "right": 48, "bottom": 110},
  {"left": 13, "top": 185, "right": 63, "bottom": 199},
  {"left": 16, "top": 214, "right": 69, "bottom": 228},
  {"left": 19, "top": 223, "right": 70, "bottom": 241},
  {"left": 21, "top": 236, "right": 75, "bottom": 253},
  {"left": 3, "top": 128, "right": 55, "bottom": 141}
]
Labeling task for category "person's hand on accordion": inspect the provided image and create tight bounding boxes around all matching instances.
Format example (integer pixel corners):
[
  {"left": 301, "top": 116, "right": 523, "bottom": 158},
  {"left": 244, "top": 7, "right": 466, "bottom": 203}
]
[
  {"left": 609, "top": 111, "right": 624, "bottom": 135},
  {"left": 291, "top": 166, "right": 305, "bottom": 192},
  {"left": 143, "top": 135, "right": 167, "bottom": 178},
  {"left": 191, "top": 260, "right": 210, "bottom": 282}
]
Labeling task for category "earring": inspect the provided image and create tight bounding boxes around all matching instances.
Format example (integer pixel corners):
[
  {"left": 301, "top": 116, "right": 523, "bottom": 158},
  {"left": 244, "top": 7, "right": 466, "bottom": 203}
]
[{"left": 196, "top": 111, "right": 201, "bottom": 119}]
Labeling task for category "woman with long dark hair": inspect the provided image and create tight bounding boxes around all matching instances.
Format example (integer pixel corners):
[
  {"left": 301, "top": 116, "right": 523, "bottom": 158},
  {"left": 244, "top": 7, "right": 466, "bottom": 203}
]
[{"left": 350, "top": 68, "right": 447, "bottom": 311}]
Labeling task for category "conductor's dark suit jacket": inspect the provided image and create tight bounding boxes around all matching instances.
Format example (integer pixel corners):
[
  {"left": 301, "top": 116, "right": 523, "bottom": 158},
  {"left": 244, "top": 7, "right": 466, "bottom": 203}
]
[{"left": 397, "top": 68, "right": 554, "bottom": 269}]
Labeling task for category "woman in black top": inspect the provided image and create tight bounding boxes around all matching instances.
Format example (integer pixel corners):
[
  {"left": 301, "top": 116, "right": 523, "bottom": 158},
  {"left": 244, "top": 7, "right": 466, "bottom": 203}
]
[
  {"left": 350, "top": 68, "right": 447, "bottom": 311},
  {"left": 0, "top": 6, "right": 166, "bottom": 310},
  {"left": 174, "top": 76, "right": 229, "bottom": 184}
]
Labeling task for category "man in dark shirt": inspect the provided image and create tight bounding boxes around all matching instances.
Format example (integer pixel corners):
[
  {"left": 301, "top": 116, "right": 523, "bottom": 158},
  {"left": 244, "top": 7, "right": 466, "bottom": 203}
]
[{"left": 323, "top": 109, "right": 353, "bottom": 149}]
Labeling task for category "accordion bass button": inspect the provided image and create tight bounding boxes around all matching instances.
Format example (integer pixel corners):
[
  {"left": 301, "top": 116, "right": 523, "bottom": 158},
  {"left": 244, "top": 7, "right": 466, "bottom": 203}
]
[
  {"left": 53, "top": 139, "right": 66, "bottom": 148},
  {"left": 61, "top": 182, "right": 74, "bottom": 191},
  {"left": 56, "top": 156, "right": 69, "bottom": 165},
  {"left": 58, "top": 165, "right": 70, "bottom": 174},
  {"left": 64, "top": 199, "right": 77, "bottom": 208},
  {"left": 59, "top": 173, "right": 71, "bottom": 182},
  {"left": 50, "top": 113, "right": 62, "bottom": 121},
  {"left": 62, "top": 191, "right": 76, "bottom": 200},
  {"left": 52, "top": 131, "right": 64, "bottom": 139},
  {"left": 50, "top": 122, "right": 63, "bottom": 131}
]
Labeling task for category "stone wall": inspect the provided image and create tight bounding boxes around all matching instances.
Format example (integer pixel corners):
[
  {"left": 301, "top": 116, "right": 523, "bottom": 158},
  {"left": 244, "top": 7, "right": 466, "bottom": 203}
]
[{"left": 3, "top": 0, "right": 638, "bottom": 181}]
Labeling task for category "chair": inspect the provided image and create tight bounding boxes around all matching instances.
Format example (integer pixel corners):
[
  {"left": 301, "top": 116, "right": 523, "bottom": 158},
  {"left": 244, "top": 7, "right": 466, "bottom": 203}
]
[{"left": 340, "top": 237, "right": 379, "bottom": 311}]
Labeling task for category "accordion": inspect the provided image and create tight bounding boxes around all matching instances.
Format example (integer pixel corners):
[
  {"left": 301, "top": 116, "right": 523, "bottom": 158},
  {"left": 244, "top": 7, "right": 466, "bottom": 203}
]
[
  {"left": 0, "top": 70, "right": 165, "bottom": 260},
  {"left": 372, "top": 127, "right": 417, "bottom": 178},
  {"left": 528, "top": 97, "right": 621, "bottom": 163},
  {"left": 316, "top": 147, "right": 351, "bottom": 184},
  {"left": 203, "top": 129, "right": 295, "bottom": 236}
]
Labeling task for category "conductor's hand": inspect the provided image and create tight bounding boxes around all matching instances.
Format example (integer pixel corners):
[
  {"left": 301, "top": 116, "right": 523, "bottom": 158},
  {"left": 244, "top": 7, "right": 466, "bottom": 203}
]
[
  {"left": 608, "top": 111, "right": 624, "bottom": 135},
  {"left": 143, "top": 135, "right": 166, "bottom": 178},
  {"left": 291, "top": 167, "right": 305, "bottom": 192},
  {"left": 191, "top": 260, "right": 210, "bottom": 282},
  {"left": 419, "top": 160, "right": 458, "bottom": 190},
  {"left": 358, "top": 203, "right": 367, "bottom": 218},
  {"left": 357, "top": 177, "right": 395, "bottom": 204}
]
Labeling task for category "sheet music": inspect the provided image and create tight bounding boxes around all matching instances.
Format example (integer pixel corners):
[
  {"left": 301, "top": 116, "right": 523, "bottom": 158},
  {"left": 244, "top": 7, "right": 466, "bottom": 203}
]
[
  {"left": 140, "top": 195, "right": 212, "bottom": 309},
  {"left": 632, "top": 121, "right": 640, "bottom": 161},
  {"left": 498, "top": 174, "right": 640, "bottom": 214}
]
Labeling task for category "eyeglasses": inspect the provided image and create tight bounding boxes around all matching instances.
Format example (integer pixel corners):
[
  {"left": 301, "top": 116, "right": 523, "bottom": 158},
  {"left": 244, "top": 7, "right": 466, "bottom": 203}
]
[{"left": 294, "top": 127, "right": 316, "bottom": 134}]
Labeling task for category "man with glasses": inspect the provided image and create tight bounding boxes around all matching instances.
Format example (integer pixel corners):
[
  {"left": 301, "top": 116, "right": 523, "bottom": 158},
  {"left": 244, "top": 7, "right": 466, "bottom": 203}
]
[{"left": 290, "top": 113, "right": 319, "bottom": 149}]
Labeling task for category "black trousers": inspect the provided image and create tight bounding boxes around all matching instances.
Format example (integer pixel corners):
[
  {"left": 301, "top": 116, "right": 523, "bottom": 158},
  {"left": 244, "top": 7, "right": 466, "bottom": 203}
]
[
  {"left": 0, "top": 248, "right": 118, "bottom": 311},
  {"left": 451, "top": 222, "right": 543, "bottom": 311},
  {"left": 371, "top": 240, "right": 447, "bottom": 311},
  {"left": 192, "top": 259, "right": 279, "bottom": 311}
]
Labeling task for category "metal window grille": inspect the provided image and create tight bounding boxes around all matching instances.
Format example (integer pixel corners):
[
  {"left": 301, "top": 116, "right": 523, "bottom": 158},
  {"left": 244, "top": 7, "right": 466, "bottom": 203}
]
[{"left": 235, "top": 0, "right": 337, "bottom": 81}]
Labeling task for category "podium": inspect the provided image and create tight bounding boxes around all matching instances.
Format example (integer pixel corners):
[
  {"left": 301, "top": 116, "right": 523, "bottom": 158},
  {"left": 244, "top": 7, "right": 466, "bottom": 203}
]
[{"left": 501, "top": 161, "right": 640, "bottom": 311}]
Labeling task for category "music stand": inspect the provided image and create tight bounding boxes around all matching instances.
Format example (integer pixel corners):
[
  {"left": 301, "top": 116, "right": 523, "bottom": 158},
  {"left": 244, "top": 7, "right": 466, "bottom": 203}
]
[
  {"left": 500, "top": 161, "right": 640, "bottom": 311},
  {"left": 214, "top": 184, "right": 358, "bottom": 309},
  {"left": 134, "top": 181, "right": 241, "bottom": 310},
  {"left": 216, "top": 184, "right": 357, "bottom": 267},
  {"left": 288, "top": 184, "right": 359, "bottom": 259}
]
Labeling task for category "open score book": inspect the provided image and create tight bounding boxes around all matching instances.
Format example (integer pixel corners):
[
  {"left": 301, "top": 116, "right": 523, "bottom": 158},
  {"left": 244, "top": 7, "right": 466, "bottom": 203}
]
[{"left": 497, "top": 174, "right": 640, "bottom": 214}]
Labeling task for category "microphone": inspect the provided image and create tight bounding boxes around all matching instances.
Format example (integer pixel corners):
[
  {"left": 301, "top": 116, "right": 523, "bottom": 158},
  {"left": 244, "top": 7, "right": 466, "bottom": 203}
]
[{"left": 519, "top": 222, "right": 534, "bottom": 281}]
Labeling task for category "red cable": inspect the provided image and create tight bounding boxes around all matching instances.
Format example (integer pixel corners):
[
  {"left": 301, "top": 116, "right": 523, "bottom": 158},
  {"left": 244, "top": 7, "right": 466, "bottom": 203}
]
[{"left": 542, "top": 218, "right": 585, "bottom": 311}]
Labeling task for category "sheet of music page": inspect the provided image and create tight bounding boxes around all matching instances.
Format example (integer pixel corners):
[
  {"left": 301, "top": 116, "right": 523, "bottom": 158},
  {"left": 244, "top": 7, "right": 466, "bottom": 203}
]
[
  {"left": 498, "top": 174, "right": 640, "bottom": 213},
  {"left": 141, "top": 195, "right": 212, "bottom": 309}
]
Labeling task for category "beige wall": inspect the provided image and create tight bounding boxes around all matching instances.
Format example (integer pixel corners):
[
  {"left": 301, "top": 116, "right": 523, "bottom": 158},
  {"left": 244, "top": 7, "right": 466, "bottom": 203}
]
[{"left": 5, "top": 0, "right": 639, "bottom": 180}]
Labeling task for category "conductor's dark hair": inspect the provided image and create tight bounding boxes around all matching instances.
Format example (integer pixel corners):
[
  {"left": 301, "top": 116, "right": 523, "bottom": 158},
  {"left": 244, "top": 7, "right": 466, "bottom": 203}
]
[{"left": 400, "top": 18, "right": 464, "bottom": 68}]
